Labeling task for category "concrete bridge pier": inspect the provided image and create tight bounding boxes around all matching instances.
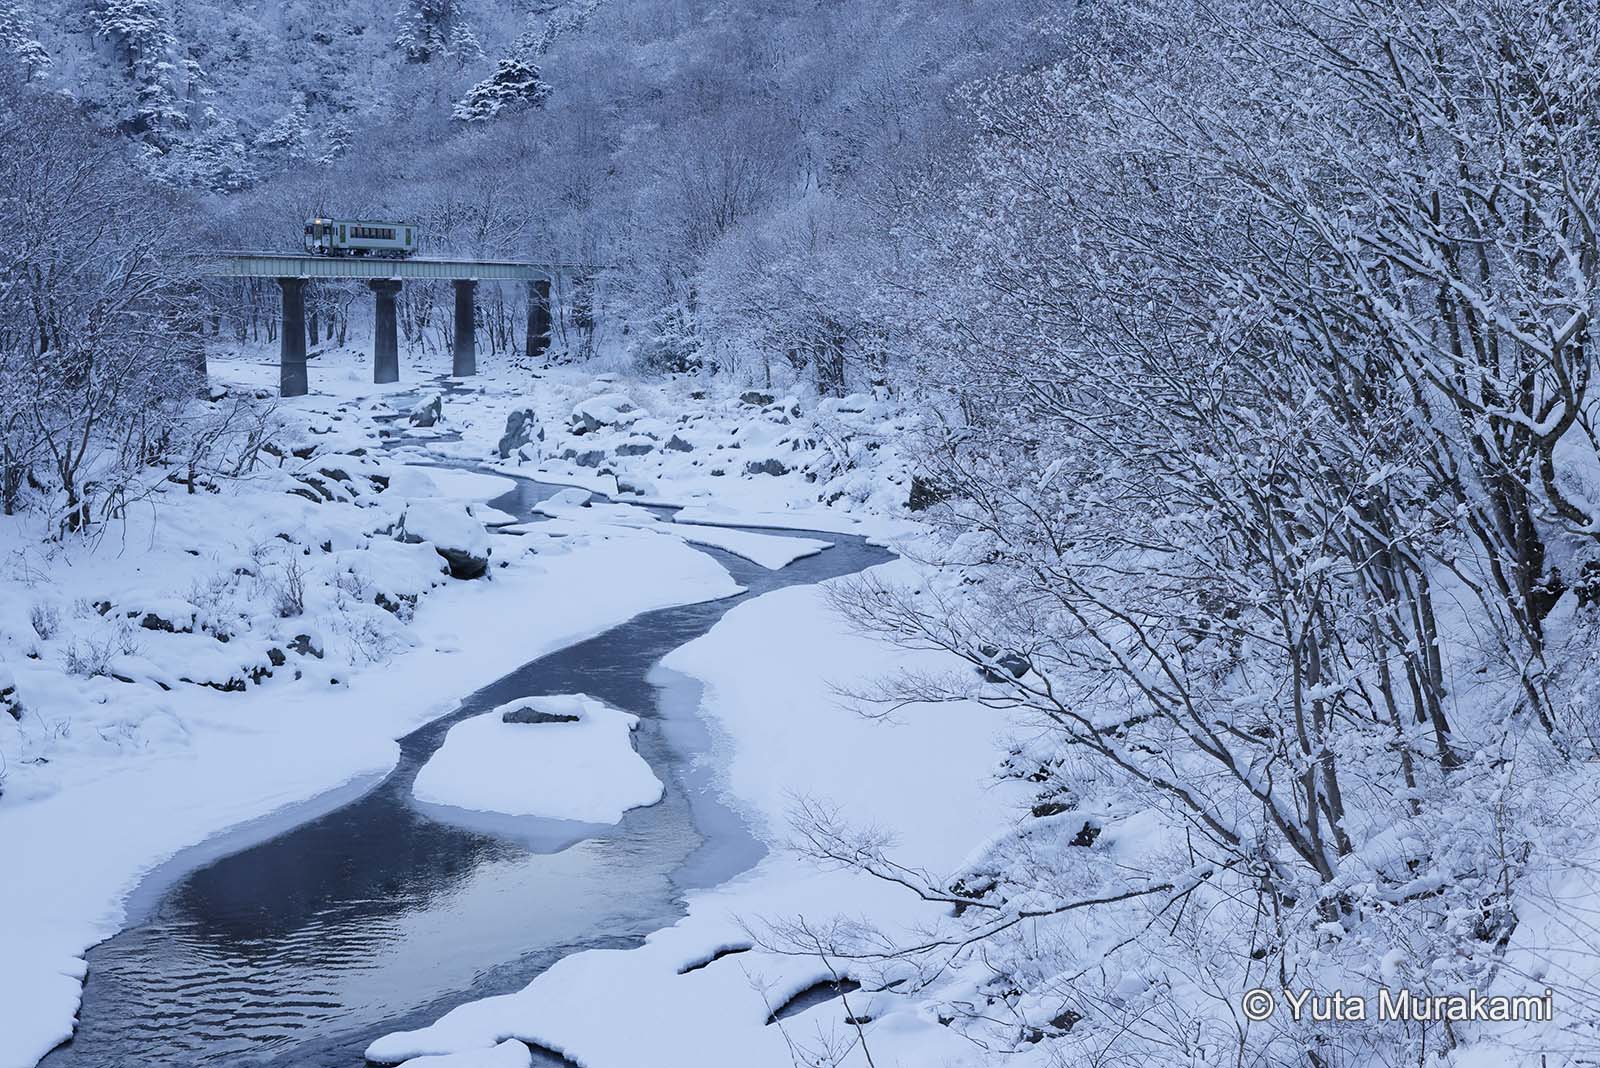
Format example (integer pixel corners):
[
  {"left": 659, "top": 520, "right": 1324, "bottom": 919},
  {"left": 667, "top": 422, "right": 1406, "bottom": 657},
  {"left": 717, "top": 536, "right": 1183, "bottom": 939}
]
[
  {"left": 452, "top": 280, "right": 477, "bottom": 378},
  {"left": 370, "top": 279, "right": 402, "bottom": 384},
  {"left": 526, "top": 277, "right": 552, "bottom": 360},
  {"left": 278, "top": 277, "right": 308, "bottom": 398}
]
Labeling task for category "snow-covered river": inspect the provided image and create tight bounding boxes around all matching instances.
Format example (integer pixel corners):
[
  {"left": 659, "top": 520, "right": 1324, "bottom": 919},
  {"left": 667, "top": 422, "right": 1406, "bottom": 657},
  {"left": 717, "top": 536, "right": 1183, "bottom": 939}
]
[{"left": 40, "top": 472, "right": 890, "bottom": 1067}]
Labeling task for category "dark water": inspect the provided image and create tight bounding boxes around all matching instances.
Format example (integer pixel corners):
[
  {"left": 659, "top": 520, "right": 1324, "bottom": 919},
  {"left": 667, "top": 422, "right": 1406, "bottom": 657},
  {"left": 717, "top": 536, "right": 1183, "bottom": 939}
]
[{"left": 42, "top": 470, "right": 889, "bottom": 1067}]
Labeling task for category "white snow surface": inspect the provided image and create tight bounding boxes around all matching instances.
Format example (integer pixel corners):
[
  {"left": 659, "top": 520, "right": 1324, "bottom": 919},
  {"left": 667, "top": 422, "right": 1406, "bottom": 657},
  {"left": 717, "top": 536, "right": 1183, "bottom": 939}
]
[
  {"left": 1, "top": 343, "right": 932, "bottom": 1068},
  {"left": 412, "top": 696, "right": 662, "bottom": 824},
  {"left": 396, "top": 1039, "right": 532, "bottom": 1068},
  {"left": 0, "top": 355, "right": 773, "bottom": 1068},
  {"left": 367, "top": 560, "right": 1026, "bottom": 1068},
  {"left": 531, "top": 495, "right": 833, "bottom": 569}
]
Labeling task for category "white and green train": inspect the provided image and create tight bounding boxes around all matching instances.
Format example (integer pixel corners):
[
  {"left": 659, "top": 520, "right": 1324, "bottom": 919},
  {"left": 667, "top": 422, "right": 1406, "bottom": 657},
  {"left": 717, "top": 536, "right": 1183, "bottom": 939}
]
[{"left": 303, "top": 217, "right": 419, "bottom": 258}]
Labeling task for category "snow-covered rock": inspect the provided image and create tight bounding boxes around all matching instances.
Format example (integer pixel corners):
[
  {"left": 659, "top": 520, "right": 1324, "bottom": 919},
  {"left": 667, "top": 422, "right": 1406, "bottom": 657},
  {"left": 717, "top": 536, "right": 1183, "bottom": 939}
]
[
  {"left": 0, "top": 663, "right": 20, "bottom": 720},
  {"left": 496, "top": 409, "right": 542, "bottom": 459},
  {"left": 409, "top": 394, "right": 444, "bottom": 428},
  {"left": 412, "top": 696, "right": 662, "bottom": 824},
  {"left": 500, "top": 703, "right": 578, "bottom": 724},
  {"left": 396, "top": 501, "right": 492, "bottom": 579},
  {"left": 568, "top": 393, "right": 641, "bottom": 434},
  {"left": 744, "top": 458, "right": 789, "bottom": 477},
  {"left": 546, "top": 487, "right": 591, "bottom": 509}
]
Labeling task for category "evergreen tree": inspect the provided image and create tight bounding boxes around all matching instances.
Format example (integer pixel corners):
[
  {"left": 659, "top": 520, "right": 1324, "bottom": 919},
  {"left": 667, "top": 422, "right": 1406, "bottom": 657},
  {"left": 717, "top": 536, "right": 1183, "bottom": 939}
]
[
  {"left": 395, "top": 0, "right": 480, "bottom": 66},
  {"left": 92, "top": 0, "right": 187, "bottom": 145},
  {"left": 0, "top": 0, "right": 49, "bottom": 78},
  {"left": 317, "top": 117, "right": 353, "bottom": 164},
  {"left": 453, "top": 58, "right": 550, "bottom": 121},
  {"left": 255, "top": 93, "right": 311, "bottom": 160},
  {"left": 159, "top": 113, "right": 254, "bottom": 191}
]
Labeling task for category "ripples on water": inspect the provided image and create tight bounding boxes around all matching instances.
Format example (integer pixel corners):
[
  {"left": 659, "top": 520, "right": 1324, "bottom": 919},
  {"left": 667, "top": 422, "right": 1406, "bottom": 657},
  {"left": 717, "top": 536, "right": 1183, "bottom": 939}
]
[{"left": 42, "top": 469, "right": 889, "bottom": 1067}]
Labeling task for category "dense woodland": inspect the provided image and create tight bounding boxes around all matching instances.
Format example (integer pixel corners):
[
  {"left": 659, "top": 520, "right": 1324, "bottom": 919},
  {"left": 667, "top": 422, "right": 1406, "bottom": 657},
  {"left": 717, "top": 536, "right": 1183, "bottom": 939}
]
[{"left": 3, "top": 1, "right": 1600, "bottom": 1065}]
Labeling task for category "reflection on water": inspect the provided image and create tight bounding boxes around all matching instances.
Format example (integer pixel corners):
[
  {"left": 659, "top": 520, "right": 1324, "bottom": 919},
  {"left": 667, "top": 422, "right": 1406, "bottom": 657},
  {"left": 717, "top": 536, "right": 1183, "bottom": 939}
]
[{"left": 42, "top": 468, "right": 889, "bottom": 1067}]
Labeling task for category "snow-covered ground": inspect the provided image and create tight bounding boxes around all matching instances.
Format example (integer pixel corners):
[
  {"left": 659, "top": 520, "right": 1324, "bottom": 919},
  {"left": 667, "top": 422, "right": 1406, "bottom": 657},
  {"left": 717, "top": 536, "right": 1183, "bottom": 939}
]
[
  {"left": 367, "top": 557, "right": 1029, "bottom": 1068},
  {"left": 413, "top": 696, "right": 662, "bottom": 824},
  {"left": 0, "top": 342, "right": 940, "bottom": 1068}
]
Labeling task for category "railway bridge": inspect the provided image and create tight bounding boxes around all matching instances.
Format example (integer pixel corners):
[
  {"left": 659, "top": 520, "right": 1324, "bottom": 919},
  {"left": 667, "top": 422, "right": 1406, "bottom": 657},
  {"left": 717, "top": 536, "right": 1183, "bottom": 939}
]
[{"left": 199, "top": 252, "right": 586, "bottom": 397}]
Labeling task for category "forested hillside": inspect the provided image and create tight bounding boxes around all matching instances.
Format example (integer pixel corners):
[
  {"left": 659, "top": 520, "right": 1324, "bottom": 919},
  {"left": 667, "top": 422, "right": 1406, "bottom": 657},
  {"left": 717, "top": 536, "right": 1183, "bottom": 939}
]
[
  {"left": 3, "top": 2, "right": 1600, "bottom": 1067},
  {"left": 5, "top": 0, "right": 1056, "bottom": 380}
]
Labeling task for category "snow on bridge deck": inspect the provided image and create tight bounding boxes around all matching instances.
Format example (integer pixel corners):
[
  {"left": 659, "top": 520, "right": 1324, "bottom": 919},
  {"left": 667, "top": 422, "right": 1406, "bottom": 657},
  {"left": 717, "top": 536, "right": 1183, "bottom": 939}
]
[{"left": 199, "top": 251, "right": 581, "bottom": 282}]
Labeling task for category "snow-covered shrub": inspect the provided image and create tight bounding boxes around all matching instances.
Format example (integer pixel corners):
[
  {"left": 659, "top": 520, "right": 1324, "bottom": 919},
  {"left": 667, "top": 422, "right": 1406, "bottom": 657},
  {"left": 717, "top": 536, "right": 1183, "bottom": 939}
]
[
  {"left": 267, "top": 554, "right": 308, "bottom": 619},
  {"left": 28, "top": 602, "right": 59, "bottom": 641},
  {"left": 188, "top": 571, "right": 243, "bottom": 641},
  {"left": 62, "top": 635, "right": 115, "bottom": 679}
]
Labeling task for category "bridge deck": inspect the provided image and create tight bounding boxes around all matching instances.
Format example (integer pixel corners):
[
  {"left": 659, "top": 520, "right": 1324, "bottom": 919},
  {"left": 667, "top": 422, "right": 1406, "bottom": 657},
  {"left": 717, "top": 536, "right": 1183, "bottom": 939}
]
[{"left": 200, "top": 252, "right": 576, "bottom": 282}]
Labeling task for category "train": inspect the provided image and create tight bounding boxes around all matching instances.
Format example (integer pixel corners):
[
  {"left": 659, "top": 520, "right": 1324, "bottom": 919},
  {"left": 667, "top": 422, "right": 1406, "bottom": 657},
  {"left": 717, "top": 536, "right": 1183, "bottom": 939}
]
[{"left": 303, "top": 217, "right": 419, "bottom": 258}]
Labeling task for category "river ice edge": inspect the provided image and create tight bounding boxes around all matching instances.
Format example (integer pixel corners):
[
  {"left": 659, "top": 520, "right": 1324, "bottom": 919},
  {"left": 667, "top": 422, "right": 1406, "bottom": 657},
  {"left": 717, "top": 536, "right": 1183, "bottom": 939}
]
[{"left": 0, "top": 345, "right": 926, "bottom": 1068}]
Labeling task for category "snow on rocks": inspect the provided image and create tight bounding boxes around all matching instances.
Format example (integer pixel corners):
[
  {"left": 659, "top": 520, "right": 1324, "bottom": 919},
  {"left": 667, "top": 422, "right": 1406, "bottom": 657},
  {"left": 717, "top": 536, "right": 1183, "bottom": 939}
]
[
  {"left": 413, "top": 696, "right": 662, "bottom": 824},
  {"left": 568, "top": 393, "right": 641, "bottom": 435},
  {"left": 385, "top": 466, "right": 515, "bottom": 504},
  {"left": 496, "top": 409, "right": 543, "bottom": 460},
  {"left": 394, "top": 500, "right": 493, "bottom": 579},
  {"left": 546, "top": 487, "right": 591, "bottom": 509},
  {"left": 468, "top": 372, "right": 926, "bottom": 530},
  {"left": 409, "top": 393, "right": 445, "bottom": 427},
  {"left": 0, "top": 663, "right": 19, "bottom": 721}
]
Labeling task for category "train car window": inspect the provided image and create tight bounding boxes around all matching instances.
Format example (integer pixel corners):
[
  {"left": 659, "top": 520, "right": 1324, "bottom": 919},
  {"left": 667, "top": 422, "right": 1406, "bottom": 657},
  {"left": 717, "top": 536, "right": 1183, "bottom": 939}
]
[{"left": 340, "top": 224, "right": 346, "bottom": 241}]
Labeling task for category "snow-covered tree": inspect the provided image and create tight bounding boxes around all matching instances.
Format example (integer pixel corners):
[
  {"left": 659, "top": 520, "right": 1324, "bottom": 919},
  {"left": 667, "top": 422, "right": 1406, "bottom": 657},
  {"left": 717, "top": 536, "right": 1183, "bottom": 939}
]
[
  {"left": 801, "top": 3, "right": 1600, "bottom": 1065},
  {"left": 395, "top": 0, "right": 481, "bottom": 65},
  {"left": 0, "top": 71, "right": 201, "bottom": 531},
  {"left": 453, "top": 58, "right": 550, "bottom": 121},
  {"left": 512, "top": 0, "right": 603, "bottom": 59},
  {"left": 91, "top": 0, "right": 187, "bottom": 144},
  {"left": 0, "top": 0, "right": 49, "bottom": 78},
  {"left": 159, "top": 113, "right": 254, "bottom": 191},
  {"left": 254, "top": 93, "right": 312, "bottom": 160}
]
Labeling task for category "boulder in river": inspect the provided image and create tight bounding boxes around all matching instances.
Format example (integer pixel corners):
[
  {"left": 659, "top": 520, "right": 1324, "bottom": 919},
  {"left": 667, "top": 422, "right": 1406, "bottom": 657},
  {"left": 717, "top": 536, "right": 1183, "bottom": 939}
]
[
  {"left": 497, "top": 409, "right": 543, "bottom": 459},
  {"left": 547, "top": 487, "right": 592, "bottom": 508},
  {"left": 409, "top": 394, "right": 444, "bottom": 428}
]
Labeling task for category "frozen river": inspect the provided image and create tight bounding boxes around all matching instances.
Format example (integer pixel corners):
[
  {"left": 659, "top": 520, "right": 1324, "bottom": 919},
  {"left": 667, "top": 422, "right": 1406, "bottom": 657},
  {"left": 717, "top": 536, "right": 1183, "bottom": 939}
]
[{"left": 40, "top": 472, "right": 889, "bottom": 1067}]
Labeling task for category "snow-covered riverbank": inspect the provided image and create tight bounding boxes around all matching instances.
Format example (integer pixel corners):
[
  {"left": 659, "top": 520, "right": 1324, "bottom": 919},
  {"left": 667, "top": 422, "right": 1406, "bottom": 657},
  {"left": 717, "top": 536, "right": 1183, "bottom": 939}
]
[
  {"left": 368, "top": 556, "right": 1028, "bottom": 1067},
  {"left": 0, "top": 341, "right": 929, "bottom": 1068}
]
